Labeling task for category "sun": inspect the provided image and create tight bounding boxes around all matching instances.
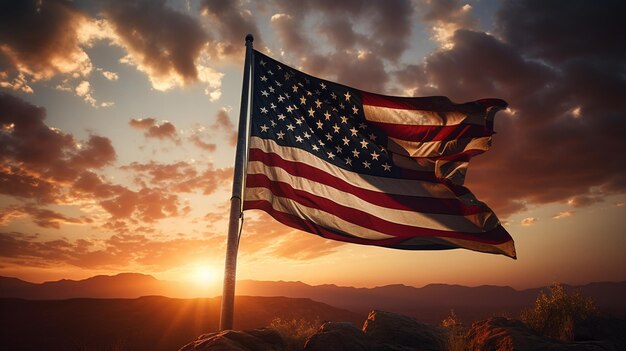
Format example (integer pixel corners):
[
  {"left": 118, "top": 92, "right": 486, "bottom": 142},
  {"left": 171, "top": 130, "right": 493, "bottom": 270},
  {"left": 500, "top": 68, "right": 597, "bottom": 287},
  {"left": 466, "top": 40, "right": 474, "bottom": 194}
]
[{"left": 193, "top": 266, "right": 218, "bottom": 285}]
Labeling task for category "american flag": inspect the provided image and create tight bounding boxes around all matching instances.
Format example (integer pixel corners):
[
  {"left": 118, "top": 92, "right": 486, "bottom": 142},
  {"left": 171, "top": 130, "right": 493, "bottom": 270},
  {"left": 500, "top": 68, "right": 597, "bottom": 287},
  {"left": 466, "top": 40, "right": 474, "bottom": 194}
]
[{"left": 243, "top": 50, "right": 516, "bottom": 258}]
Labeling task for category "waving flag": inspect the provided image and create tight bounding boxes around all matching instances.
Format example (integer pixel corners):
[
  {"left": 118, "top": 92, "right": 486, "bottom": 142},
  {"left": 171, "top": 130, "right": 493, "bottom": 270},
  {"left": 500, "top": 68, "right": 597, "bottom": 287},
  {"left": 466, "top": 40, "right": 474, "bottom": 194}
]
[{"left": 243, "top": 50, "right": 516, "bottom": 258}]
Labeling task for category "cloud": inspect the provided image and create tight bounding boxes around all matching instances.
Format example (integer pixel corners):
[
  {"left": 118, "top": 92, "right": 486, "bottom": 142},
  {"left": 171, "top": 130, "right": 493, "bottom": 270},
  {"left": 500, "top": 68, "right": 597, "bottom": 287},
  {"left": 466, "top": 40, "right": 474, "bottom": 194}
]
[
  {"left": 392, "top": 0, "right": 626, "bottom": 218},
  {"left": 99, "top": 69, "right": 119, "bottom": 81},
  {"left": 74, "top": 80, "right": 112, "bottom": 107},
  {"left": 212, "top": 109, "right": 237, "bottom": 146},
  {"left": 553, "top": 211, "right": 574, "bottom": 220},
  {"left": 0, "top": 0, "right": 92, "bottom": 84},
  {"left": 420, "top": 0, "right": 477, "bottom": 47},
  {"left": 0, "top": 205, "right": 84, "bottom": 229},
  {"left": 521, "top": 217, "right": 537, "bottom": 226},
  {"left": 129, "top": 117, "right": 180, "bottom": 143}
]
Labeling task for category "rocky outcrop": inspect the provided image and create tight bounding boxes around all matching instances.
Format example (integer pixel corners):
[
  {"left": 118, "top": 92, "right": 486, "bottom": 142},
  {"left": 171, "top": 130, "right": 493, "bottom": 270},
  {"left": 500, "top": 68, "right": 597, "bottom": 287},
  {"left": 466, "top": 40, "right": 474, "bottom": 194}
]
[
  {"left": 304, "top": 322, "right": 372, "bottom": 351},
  {"left": 363, "top": 310, "right": 445, "bottom": 351},
  {"left": 178, "top": 328, "right": 285, "bottom": 351},
  {"left": 465, "top": 317, "right": 617, "bottom": 351}
]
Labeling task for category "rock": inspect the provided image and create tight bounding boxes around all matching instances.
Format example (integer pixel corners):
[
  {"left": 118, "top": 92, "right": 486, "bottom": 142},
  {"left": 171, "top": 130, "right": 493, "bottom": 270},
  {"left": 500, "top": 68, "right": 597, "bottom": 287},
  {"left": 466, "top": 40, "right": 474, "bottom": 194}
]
[
  {"left": 465, "top": 317, "right": 616, "bottom": 351},
  {"left": 178, "top": 328, "right": 285, "bottom": 351},
  {"left": 304, "top": 321, "right": 373, "bottom": 351},
  {"left": 362, "top": 310, "right": 445, "bottom": 351}
]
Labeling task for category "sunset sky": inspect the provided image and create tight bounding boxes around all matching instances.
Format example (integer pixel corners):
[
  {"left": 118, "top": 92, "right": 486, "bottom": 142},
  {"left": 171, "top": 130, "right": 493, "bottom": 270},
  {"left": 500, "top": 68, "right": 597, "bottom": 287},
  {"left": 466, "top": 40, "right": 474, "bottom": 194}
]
[{"left": 1, "top": 0, "right": 624, "bottom": 293}]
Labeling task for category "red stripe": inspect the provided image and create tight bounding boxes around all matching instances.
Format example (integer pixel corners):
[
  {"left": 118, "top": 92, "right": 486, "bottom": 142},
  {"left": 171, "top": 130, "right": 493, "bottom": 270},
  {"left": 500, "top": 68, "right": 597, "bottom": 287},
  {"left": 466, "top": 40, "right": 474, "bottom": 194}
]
[
  {"left": 247, "top": 173, "right": 486, "bottom": 216},
  {"left": 248, "top": 148, "right": 470, "bottom": 197},
  {"left": 244, "top": 198, "right": 513, "bottom": 245},
  {"left": 369, "top": 122, "right": 492, "bottom": 142},
  {"left": 361, "top": 91, "right": 507, "bottom": 113},
  {"left": 246, "top": 178, "right": 511, "bottom": 244}
]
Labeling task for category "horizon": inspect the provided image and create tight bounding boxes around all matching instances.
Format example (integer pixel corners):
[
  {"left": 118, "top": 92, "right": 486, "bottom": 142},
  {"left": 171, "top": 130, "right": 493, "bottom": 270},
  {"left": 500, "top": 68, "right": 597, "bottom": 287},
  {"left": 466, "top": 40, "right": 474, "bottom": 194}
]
[{"left": 1, "top": 1, "right": 624, "bottom": 292}]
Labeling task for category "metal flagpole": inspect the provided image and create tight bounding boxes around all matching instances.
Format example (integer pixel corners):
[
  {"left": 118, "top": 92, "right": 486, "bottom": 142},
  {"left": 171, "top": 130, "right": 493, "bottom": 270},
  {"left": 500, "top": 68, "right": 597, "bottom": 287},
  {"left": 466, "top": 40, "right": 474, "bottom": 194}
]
[{"left": 219, "top": 34, "right": 254, "bottom": 331}]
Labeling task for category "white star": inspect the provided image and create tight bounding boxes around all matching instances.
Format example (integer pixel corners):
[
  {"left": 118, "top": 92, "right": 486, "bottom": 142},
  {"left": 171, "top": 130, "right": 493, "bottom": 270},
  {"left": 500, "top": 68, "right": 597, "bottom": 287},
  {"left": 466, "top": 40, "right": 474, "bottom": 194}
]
[
  {"left": 308, "top": 107, "right": 315, "bottom": 117},
  {"left": 331, "top": 92, "right": 337, "bottom": 100},
  {"left": 295, "top": 135, "right": 304, "bottom": 143},
  {"left": 260, "top": 75, "right": 268, "bottom": 82},
  {"left": 370, "top": 151, "right": 380, "bottom": 160},
  {"left": 340, "top": 116, "right": 349, "bottom": 124},
  {"left": 270, "top": 120, "right": 277, "bottom": 127},
  {"left": 260, "top": 107, "right": 268, "bottom": 114},
  {"left": 295, "top": 118, "right": 303, "bottom": 125},
  {"left": 318, "top": 140, "right": 325, "bottom": 146},
  {"left": 275, "top": 81, "right": 282, "bottom": 87},
  {"left": 327, "top": 151, "right": 335, "bottom": 159},
  {"left": 323, "top": 111, "right": 331, "bottom": 120},
  {"left": 363, "top": 161, "right": 371, "bottom": 169},
  {"left": 260, "top": 124, "right": 269, "bottom": 132},
  {"left": 260, "top": 60, "right": 266, "bottom": 66},
  {"left": 352, "top": 149, "right": 360, "bottom": 158},
  {"left": 335, "top": 145, "right": 343, "bottom": 153},
  {"left": 300, "top": 96, "right": 307, "bottom": 105},
  {"left": 316, "top": 120, "right": 324, "bottom": 129},
  {"left": 286, "top": 106, "right": 294, "bottom": 113},
  {"left": 358, "top": 122, "right": 367, "bottom": 129},
  {"left": 382, "top": 163, "right": 392, "bottom": 171},
  {"left": 276, "top": 131, "right": 285, "bottom": 139},
  {"left": 345, "top": 157, "right": 352, "bottom": 166},
  {"left": 325, "top": 133, "right": 333, "bottom": 141},
  {"left": 342, "top": 136, "right": 350, "bottom": 145},
  {"left": 277, "top": 95, "right": 285, "bottom": 102},
  {"left": 320, "top": 82, "right": 327, "bottom": 89},
  {"left": 368, "top": 133, "right": 377, "bottom": 141},
  {"left": 277, "top": 113, "right": 286, "bottom": 120},
  {"left": 270, "top": 103, "right": 277, "bottom": 110},
  {"left": 261, "top": 90, "right": 269, "bottom": 97},
  {"left": 292, "top": 85, "right": 299, "bottom": 92},
  {"left": 287, "top": 124, "right": 295, "bottom": 131},
  {"left": 332, "top": 124, "right": 341, "bottom": 133},
  {"left": 344, "top": 91, "right": 351, "bottom": 101},
  {"left": 312, "top": 144, "right": 320, "bottom": 151},
  {"left": 352, "top": 105, "right": 359, "bottom": 114},
  {"left": 315, "top": 99, "right": 322, "bottom": 108},
  {"left": 303, "top": 132, "right": 311, "bottom": 139},
  {"left": 268, "top": 70, "right": 274, "bottom": 75},
  {"left": 360, "top": 139, "right": 369, "bottom": 148},
  {"left": 339, "top": 103, "right": 345, "bottom": 109},
  {"left": 268, "top": 86, "right": 275, "bottom": 93},
  {"left": 349, "top": 127, "right": 358, "bottom": 136}
]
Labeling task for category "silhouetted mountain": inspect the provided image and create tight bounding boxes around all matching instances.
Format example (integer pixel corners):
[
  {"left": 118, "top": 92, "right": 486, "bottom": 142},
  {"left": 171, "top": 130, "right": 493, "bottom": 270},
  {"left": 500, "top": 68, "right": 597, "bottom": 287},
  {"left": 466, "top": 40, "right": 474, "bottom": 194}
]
[
  {"left": 0, "top": 295, "right": 363, "bottom": 351},
  {"left": 2, "top": 274, "right": 625, "bottom": 324}
]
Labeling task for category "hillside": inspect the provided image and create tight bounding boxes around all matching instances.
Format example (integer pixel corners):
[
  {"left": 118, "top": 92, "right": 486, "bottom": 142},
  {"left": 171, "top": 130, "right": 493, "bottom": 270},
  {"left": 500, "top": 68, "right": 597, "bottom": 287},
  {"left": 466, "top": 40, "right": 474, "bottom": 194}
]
[{"left": 0, "top": 295, "right": 363, "bottom": 351}]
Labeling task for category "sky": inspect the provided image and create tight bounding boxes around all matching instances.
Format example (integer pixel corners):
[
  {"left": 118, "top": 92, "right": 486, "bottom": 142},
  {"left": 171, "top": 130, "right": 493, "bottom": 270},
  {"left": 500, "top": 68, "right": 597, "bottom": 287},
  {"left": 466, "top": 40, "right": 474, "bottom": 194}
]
[{"left": 0, "top": 0, "right": 624, "bottom": 293}]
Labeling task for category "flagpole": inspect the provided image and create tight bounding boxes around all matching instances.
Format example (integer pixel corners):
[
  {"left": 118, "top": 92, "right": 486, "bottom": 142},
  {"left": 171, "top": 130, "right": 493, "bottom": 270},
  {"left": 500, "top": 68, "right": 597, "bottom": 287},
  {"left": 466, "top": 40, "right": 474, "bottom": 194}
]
[{"left": 219, "top": 34, "right": 253, "bottom": 331}]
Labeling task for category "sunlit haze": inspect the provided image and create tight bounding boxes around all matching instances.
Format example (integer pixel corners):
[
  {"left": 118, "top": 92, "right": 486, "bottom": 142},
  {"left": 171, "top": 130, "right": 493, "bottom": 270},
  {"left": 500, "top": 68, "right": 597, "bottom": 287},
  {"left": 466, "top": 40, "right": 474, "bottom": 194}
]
[{"left": 1, "top": 0, "right": 624, "bottom": 294}]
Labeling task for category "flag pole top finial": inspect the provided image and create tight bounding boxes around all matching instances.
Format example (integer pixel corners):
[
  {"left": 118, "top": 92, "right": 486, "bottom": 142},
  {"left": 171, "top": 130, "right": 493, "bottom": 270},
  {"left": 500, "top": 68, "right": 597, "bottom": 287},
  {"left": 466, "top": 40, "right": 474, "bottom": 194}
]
[{"left": 245, "top": 34, "right": 254, "bottom": 43}]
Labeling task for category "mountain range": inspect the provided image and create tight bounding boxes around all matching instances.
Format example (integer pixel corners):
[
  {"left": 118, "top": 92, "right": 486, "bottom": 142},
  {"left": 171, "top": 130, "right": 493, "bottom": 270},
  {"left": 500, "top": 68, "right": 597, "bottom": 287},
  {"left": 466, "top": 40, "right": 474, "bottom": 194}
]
[{"left": 2, "top": 274, "right": 625, "bottom": 324}]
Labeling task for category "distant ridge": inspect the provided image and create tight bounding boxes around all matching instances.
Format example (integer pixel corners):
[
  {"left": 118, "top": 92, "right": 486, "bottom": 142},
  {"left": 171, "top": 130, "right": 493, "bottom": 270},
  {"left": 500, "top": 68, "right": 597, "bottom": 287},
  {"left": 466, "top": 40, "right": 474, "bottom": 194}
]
[{"left": 2, "top": 274, "right": 625, "bottom": 323}]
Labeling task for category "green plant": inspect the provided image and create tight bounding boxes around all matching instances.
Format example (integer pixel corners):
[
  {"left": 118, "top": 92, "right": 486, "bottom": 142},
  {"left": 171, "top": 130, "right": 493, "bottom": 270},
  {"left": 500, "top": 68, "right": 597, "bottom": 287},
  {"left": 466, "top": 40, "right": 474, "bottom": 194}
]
[
  {"left": 269, "top": 317, "right": 321, "bottom": 351},
  {"left": 521, "top": 282, "right": 597, "bottom": 341}
]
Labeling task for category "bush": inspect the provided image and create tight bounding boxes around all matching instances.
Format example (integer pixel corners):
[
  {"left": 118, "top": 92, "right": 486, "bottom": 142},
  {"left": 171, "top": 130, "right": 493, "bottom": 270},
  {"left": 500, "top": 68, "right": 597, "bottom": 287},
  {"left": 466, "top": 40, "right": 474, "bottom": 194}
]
[
  {"left": 269, "top": 317, "right": 321, "bottom": 351},
  {"left": 521, "top": 282, "right": 597, "bottom": 341},
  {"left": 441, "top": 310, "right": 466, "bottom": 351}
]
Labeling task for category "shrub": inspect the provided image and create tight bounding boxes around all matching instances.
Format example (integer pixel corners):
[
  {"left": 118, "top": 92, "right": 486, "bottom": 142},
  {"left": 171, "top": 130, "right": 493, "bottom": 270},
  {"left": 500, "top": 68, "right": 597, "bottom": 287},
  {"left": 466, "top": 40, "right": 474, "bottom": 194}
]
[
  {"left": 521, "top": 282, "right": 597, "bottom": 341},
  {"left": 269, "top": 317, "right": 321, "bottom": 351},
  {"left": 441, "top": 310, "right": 466, "bottom": 351}
]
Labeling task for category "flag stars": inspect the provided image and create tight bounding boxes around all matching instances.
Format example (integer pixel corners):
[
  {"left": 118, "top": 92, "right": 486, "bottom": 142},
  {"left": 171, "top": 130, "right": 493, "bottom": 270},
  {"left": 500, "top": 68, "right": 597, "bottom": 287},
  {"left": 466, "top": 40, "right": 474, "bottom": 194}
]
[
  {"left": 345, "top": 157, "right": 353, "bottom": 166},
  {"left": 260, "top": 124, "right": 269, "bottom": 132},
  {"left": 275, "top": 81, "right": 282, "bottom": 87},
  {"left": 270, "top": 120, "right": 277, "bottom": 127},
  {"left": 332, "top": 124, "right": 341, "bottom": 133},
  {"left": 349, "top": 127, "right": 358, "bottom": 136},
  {"left": 370, "top": 151, "right": 380, "bottom": 160},
  {"left": 316, "top": 120, "right": 324, "bottom": 129},
  {"left": 260, "top": 60, "right": 266, "bottom": 66},
  {"left": 368, "top": 133, "right": 377, "bottom": 141},
  {"left": 325, "top": 133, "right": 333, "bottom": 141},
  {"left": 277, "top": 95, "right": 285, "bottom": 102},
  {"left": 260, "top": 107, "right": 268, "bottom": 114},
  {"left": 320, "top": 82, "right": 327, "bottom": 89},
  {"left": 358, "top": 122, "right": 367, "bottom": 129},
  {"left": 295, "top": 118, "right": 303, "bottom": 125},
  {"left": 327, "top": 152, "right": 335, "bottom": 160},
  {"left": 303, "top": 131, "right": 311, "bottom": 139},
  {"left": 323, "top": 111, "right": 331, "bottom": 120},
  {"left": 331, "top": 92, "right": 337, "bottom": 100},
  {"left": 286, "top": 106, "right": 294, "bottom": 113},
  {"left": 276, "top": 130, "right": 285, "bottom": 139},
  {"left": 342, "top": 136, "right": 350, "bottom": 145},
  {"left": 268, "top": 86, "right": 275, "bottom": 93},
  {"left": 352, "top": 149, "right": 360, "bottom": 158},
  {"left": 270, "top": 103, "right": 277, "bottom": 110},
  {"left": 300, "top": 96, "right": 307, "bottom": 105},
  {"left": 295, "top": 135, "right": 304, "bottom": 143},
  {"left": 260, "top": 75, "right": 268, "bottom": 82},
  {"left": 352, "top": 105, "right": 359, "bottom": 114},
  {"left": 292, "top": 84, "right": 299, "bottom": 92},
  {"left": 363, "top": 161, "right": 371, "bottom": 169},
  {"left": 261, "top": 90, "right": 269, "bottom": 97},
  {"left": 308, "top": 107, "right": 315, "bottom": 117},
  {"left": 277, "top": 113, "right": 286, "bottom": 121},
  {"left": 344, "top": 91, "right": 351, "bottom": 101},
  {"left": 360, "top": 139, "right": 369, "bottom": 148},
  {"left": 315, "top": 99, "right": 322, "bottom": 108},
  {"left": 335, "top": 145, "right": 343, "bottom": 153},
  {"left": 382, "top": 163, "right": 392, "bottom": 172},
  {"left": 268, "top": 70, "right": 274, "bottom": 75},
  {"left": 312, "top": 144, "right": 320, "bottom": 151},
  {"left": 340, "top": 116, "right": 349, "bottom": 124},
  {"left": 287, "top": 124, "right": 295, "bottom": 131}
]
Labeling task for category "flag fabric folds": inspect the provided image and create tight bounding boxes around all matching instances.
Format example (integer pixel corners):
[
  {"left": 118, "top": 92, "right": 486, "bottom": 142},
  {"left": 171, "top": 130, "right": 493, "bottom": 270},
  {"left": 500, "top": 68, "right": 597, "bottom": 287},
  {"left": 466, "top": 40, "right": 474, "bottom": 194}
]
[{"left": 243, "top": 50, "right": 516, "bottom": 258}]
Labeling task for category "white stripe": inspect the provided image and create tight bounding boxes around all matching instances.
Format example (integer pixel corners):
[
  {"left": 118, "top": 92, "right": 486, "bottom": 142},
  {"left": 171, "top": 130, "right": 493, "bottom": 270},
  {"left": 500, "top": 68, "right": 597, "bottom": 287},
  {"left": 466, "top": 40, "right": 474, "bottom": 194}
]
[
  {"left": 363, "top": 104, "right": 487, "bottom": 126},
  {"left": 247, "top": 160, "right": 498, "bottom": 232},
  {"left": 245, "top": 187, "right": 395, "bottom": 240},
  {"left": 387, "top": 136, "right": 492, "bottom": 158},
  {"left": 248, "top": 136, "right": 458, "bottom": 199}
]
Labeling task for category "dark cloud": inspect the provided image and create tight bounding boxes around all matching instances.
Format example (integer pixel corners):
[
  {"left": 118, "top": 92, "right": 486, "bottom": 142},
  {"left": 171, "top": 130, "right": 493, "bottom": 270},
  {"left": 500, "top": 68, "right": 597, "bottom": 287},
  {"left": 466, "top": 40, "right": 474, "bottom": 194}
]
[
  {"left": 211, "top": 109, "right": 237, "bottom": 146},
  {"left": 128, "top": 117, "right": 179, "bottom": 142},
  {"left": 0, "top": 206, "right": 83, "bottom": 229},
  {"left": 200, "top": 0, "right": 261, "bottom": 59},
  {"left": 104, "top": 0, "right": 209, "bottom": 85},
  {"left": 0, "top": 0, "right": 90, "bottom": 82},
  {"left": 393, "top": 0, "right": 626, "bottom": 217}
]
